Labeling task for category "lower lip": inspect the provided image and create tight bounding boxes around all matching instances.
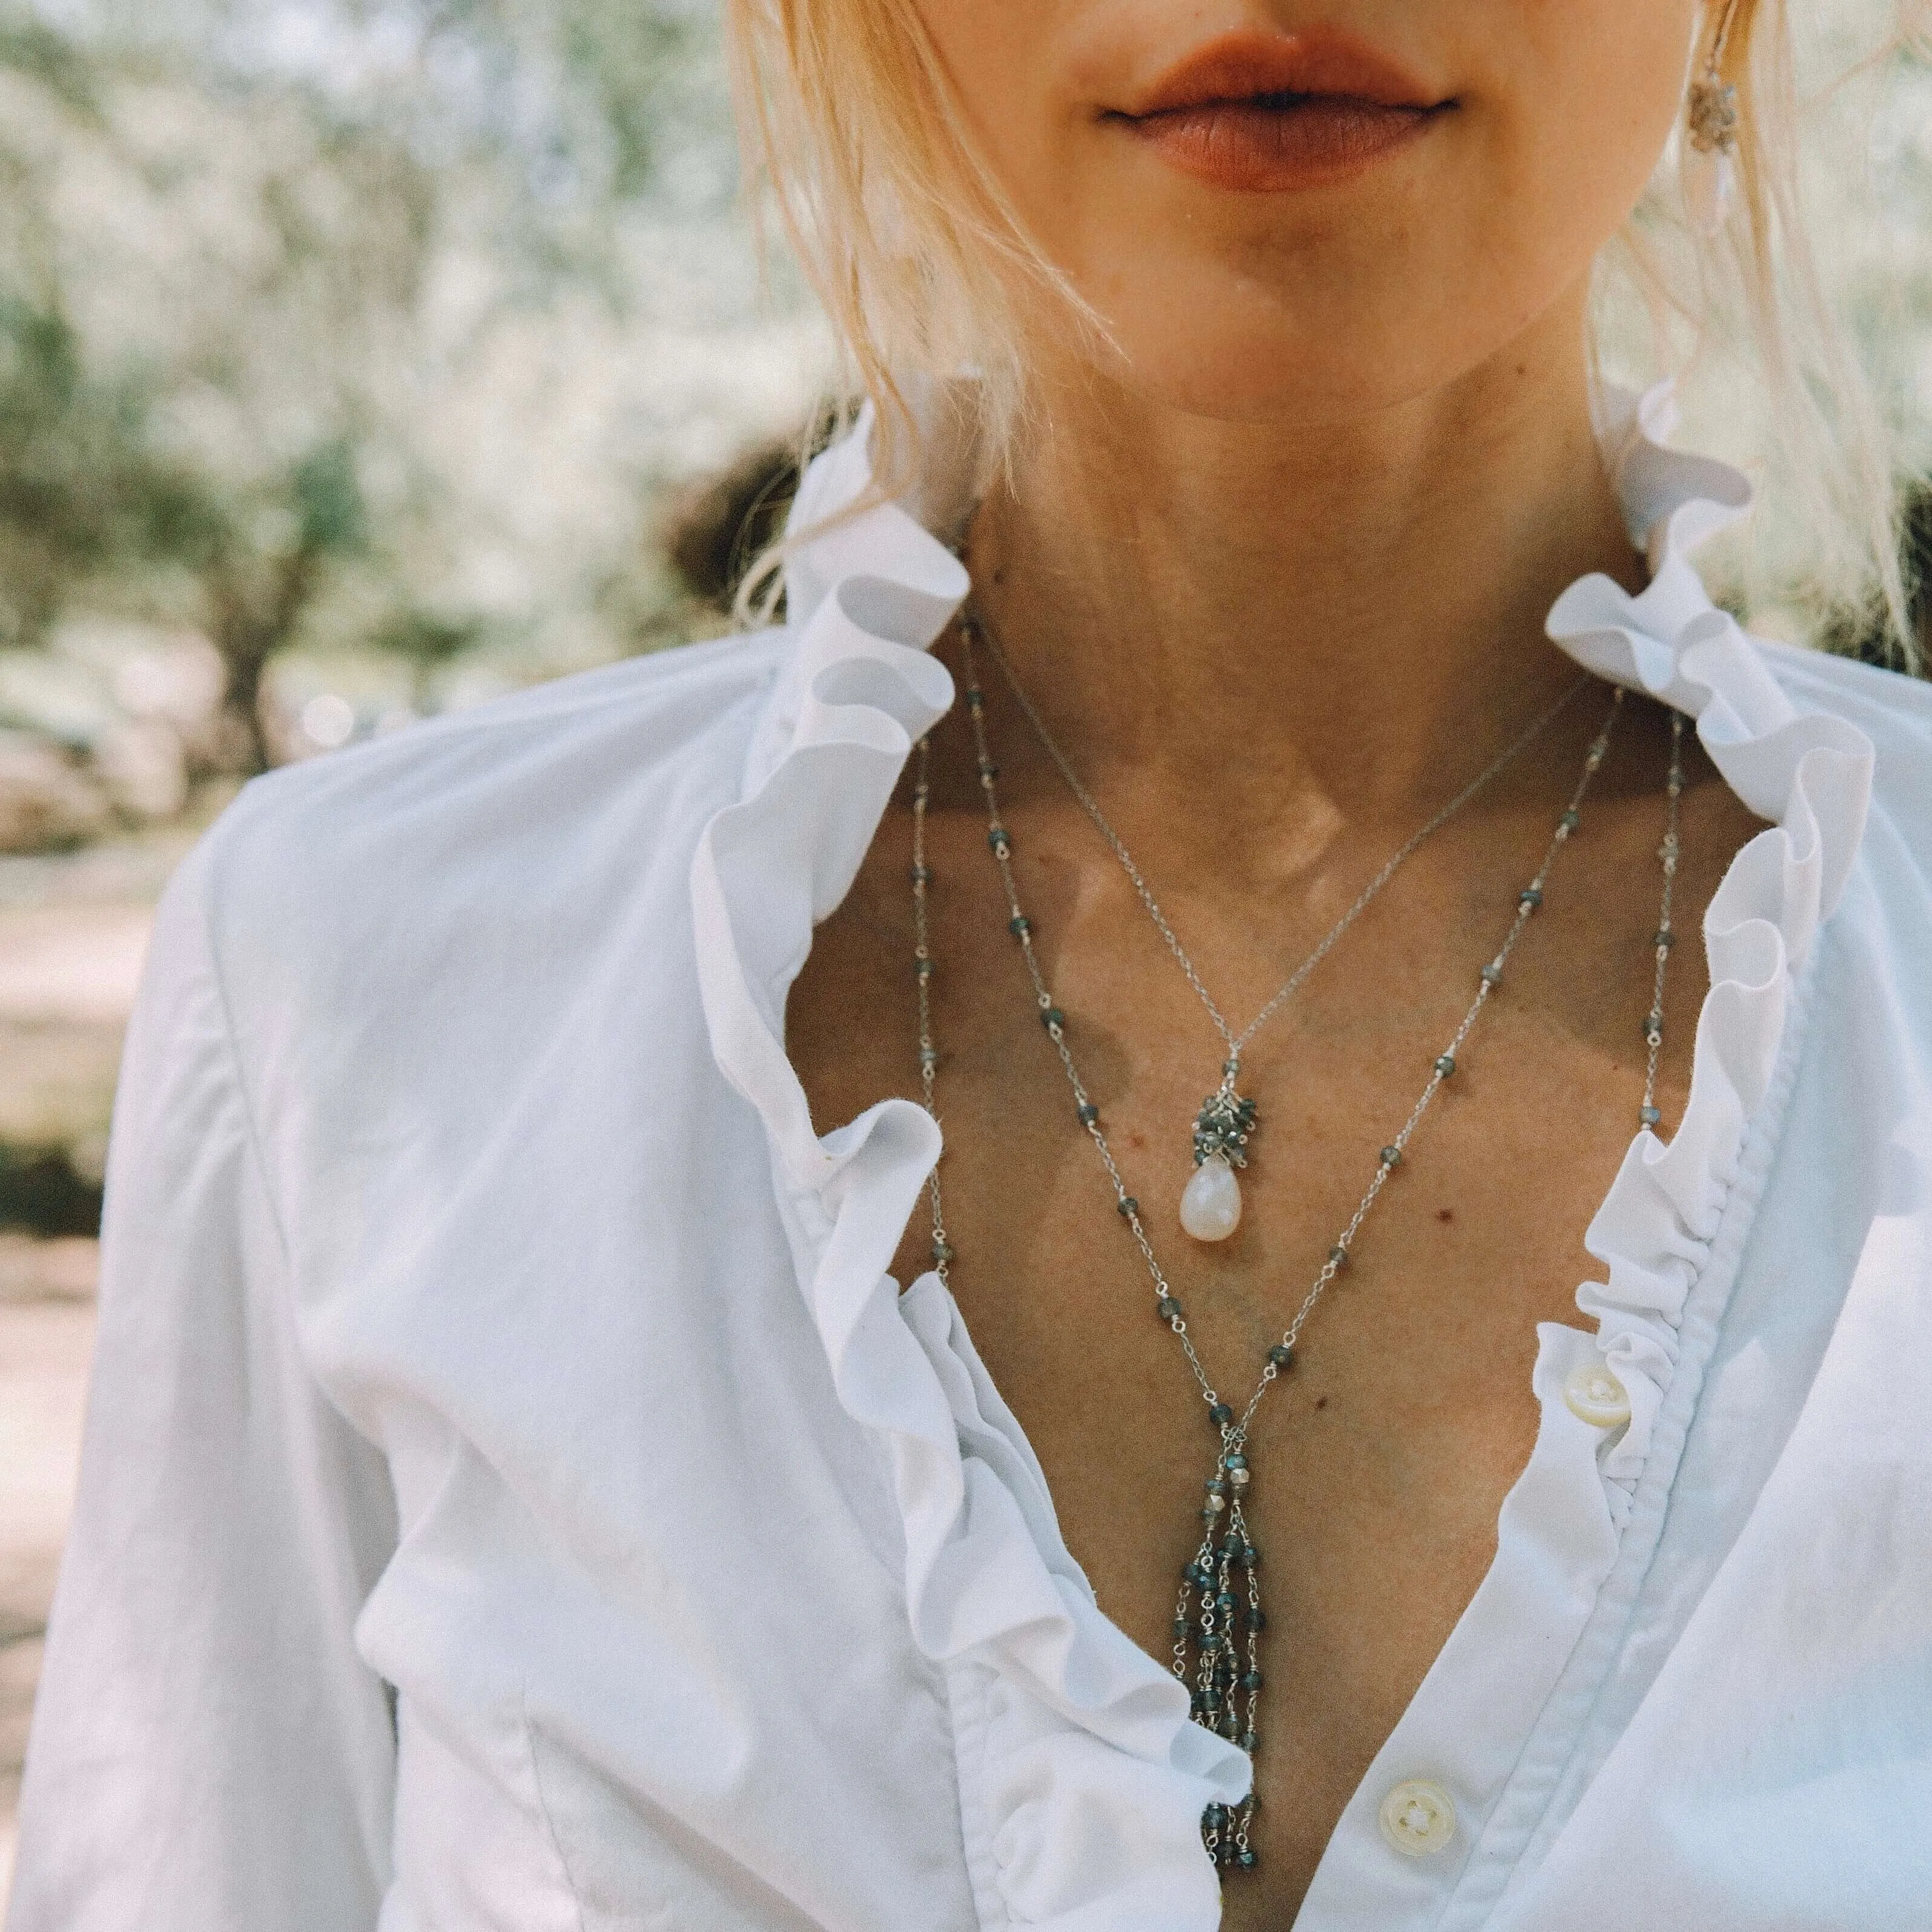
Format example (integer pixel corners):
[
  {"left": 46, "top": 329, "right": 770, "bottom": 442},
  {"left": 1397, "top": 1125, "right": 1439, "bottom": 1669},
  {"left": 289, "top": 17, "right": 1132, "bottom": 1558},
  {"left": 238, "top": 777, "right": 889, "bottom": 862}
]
[{"left": 1122, "top": 96, "right": 1438, "bottom": 192}]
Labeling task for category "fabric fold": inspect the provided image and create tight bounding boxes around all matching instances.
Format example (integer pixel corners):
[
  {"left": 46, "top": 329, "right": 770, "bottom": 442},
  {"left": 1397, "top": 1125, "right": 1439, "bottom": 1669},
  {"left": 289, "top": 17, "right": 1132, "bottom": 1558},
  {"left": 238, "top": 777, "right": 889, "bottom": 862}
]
[
  {"left": 690, "top": 405, "right": 1249, "bottom": 1930},
  {"left": 1549, "top": 383, "right": 1875, "bottom": 1518},
  {"left": 691, "top": 376, "right": 1873, "bottom": 1921}
]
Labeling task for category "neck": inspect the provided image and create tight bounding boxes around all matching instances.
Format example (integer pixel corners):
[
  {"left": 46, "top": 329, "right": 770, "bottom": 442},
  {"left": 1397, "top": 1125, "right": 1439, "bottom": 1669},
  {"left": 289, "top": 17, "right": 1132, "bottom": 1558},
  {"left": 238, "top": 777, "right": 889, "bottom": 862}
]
[{"left": 963, "top": 289, "right": 1645, "bottom": 845}]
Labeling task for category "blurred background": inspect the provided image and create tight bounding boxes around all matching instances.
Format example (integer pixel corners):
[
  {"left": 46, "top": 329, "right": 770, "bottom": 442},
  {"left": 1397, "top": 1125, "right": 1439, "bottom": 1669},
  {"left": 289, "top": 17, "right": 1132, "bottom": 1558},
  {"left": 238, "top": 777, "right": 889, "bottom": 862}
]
[{"left": 0, "top": 0, "right": 1928, "bottom": 1897}]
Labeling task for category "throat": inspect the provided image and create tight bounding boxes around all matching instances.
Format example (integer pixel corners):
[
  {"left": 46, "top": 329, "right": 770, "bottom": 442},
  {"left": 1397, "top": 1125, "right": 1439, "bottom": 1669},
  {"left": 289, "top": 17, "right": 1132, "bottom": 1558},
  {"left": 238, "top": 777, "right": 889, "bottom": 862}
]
[{"left": 957, "top": 341, "right": 1647, "bottom": 835}]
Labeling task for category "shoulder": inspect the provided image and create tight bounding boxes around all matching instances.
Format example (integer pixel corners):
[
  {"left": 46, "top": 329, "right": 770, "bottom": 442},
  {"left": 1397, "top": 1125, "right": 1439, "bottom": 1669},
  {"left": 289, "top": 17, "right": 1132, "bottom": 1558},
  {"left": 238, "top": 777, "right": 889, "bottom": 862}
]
[
  {"left": 210, "top": 628, "right": 780, "bottom": 902},
  {"left": 1754, "top": 641, "right": 1932, "bottom": 1073},
  {"left": 187, "top": 627, "right": 787, "bottom": 1041}
]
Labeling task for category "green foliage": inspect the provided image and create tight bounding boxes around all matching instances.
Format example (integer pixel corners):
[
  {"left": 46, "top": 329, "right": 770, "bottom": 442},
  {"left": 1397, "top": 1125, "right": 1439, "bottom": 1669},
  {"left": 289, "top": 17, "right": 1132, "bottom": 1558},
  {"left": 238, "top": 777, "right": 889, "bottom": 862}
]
[
  {"left": 291, "top": 440, "right": 367, "bottom": 555},
  {"left": 0, "top": 0, "right": 815, "bottom": 774},
  {"left": 0, "top": 296, "right": 217, "bottom": 643}
]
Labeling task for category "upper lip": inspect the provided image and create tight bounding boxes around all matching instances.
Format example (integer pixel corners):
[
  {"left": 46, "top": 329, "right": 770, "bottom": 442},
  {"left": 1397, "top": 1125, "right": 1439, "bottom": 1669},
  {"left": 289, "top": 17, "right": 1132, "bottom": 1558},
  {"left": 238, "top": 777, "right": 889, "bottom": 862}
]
[{"left": 1116, "top": 27, "right": 1444, "bottom": 118}]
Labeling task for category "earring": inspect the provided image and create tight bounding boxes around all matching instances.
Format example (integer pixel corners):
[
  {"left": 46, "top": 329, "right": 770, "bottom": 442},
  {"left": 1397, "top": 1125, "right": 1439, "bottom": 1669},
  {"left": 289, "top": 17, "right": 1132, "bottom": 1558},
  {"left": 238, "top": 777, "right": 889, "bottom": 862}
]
[{"left": 1684, "top": 0, "right": 1743, "bottom": 236}]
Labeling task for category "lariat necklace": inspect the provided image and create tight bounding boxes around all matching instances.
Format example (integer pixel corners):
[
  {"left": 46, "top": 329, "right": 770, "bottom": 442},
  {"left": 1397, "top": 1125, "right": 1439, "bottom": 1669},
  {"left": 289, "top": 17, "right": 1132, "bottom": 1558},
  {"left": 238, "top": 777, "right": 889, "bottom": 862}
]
[
  {"left": 974, "top": 615, "right": 1588, "bottom": 1244},
  {"left": 908, "top": 625, "right": 1688, "bottom": 1876}
]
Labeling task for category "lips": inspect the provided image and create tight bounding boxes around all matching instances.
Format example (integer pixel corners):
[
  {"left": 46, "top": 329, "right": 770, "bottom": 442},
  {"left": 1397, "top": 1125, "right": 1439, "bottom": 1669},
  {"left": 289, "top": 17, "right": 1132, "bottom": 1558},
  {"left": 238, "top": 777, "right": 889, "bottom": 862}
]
[{"left": 1108, "top": 28, "right": 1451, "bottom": 193}]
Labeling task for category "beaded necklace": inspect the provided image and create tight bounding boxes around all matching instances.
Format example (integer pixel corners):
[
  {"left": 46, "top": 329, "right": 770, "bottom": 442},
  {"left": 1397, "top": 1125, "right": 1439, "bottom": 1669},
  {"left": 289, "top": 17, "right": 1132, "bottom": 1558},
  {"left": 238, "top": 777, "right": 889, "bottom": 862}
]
[
  {"left": 908, "top": 627, "right": 1685, "bottom": 1874},
  {"left": 972, "top": 614, "right": 1589, "bottom": 1245}
]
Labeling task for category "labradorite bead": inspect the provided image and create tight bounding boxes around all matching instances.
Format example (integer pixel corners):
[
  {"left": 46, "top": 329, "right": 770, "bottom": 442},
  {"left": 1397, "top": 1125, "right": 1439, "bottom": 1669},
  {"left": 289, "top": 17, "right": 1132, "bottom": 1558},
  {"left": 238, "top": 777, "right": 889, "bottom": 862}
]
[
  {"left": 1040, "top": 1006, "right": 1065, "bottom": 1030},
  {"left": 1209, "top": 1401, "right": 1234, "bottom": 1425},
  {"left": 1380, "top": 1145, "right": 1402, "bottom": 1168},
  {"left": 1116, "top": 1195, "right": 1139, "bottom": 1218},
  {"left": 1435, "top": 1053, "right": 1456, "bottom": 1076},
  {"left": 1561, "top": 808, "right": 1582, "bottom": 831},
  {"left": 1157, "top": 1294, "right": 1183, "bottom": 1321},
  {"left": 1244, "top": 1608, "right": 1266, "bottom": 1631},
  {"left": 1519, "top": 886, "right": 1543, "bottom": 909},
  {"left": 1268, "top": 1343, "right": 1293, "bottom": 1369},
  {"left": 1239, "top": 1670, "right": 1264, "bottom": 1691}
]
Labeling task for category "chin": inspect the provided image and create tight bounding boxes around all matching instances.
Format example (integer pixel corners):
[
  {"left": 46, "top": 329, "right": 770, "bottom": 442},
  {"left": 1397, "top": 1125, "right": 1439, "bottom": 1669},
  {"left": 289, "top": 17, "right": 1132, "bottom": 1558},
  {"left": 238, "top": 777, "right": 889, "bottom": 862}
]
[{"left": 1088, "top": 297, "right": 1475, "bottom": 430}]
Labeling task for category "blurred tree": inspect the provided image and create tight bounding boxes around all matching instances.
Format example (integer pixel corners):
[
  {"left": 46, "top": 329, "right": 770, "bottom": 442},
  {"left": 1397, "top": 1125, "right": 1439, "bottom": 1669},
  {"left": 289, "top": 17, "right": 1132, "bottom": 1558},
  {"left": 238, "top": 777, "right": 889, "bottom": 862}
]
[
  {"left": 374, "top": 607, "right": 485, "bottom": 710},
  {"left": 0, "top": 0, "right": 819, "bottom": 772},
  {"left": 0, "top": 296, "right": 219, "bottom": 650},
  {"left": 202, "top": 440, "right": 370, "bottom": 771}
]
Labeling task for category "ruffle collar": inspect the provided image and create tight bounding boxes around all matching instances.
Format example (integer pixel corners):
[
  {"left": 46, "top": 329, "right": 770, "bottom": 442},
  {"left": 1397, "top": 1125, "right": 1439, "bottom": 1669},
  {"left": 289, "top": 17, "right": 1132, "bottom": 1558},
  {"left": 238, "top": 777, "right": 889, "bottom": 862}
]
[
  {"left": 1548, "top": 381, "right": 1872, "bottom": 1516},
  {"left": 690, "top": 407, "right": 1250, "bottom": 1931},
  {"left": 690, "top": 381, "right": 1874, "bottom": 1923}
]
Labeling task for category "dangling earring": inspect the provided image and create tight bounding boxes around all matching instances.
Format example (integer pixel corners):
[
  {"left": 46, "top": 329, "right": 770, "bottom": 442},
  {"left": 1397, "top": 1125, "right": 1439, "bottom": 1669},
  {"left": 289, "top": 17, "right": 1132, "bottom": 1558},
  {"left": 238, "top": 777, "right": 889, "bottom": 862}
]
[{"left": 1684, "top": 0, "right": 1743, "bottom": 236}]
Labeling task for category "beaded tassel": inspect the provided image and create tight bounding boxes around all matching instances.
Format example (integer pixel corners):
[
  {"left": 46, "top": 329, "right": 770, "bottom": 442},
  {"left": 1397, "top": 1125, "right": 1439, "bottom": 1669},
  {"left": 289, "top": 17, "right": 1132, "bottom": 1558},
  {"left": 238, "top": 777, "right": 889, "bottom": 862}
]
[{"left": 1181, "top": 1443, "right": 1264, "bottom": 1869}]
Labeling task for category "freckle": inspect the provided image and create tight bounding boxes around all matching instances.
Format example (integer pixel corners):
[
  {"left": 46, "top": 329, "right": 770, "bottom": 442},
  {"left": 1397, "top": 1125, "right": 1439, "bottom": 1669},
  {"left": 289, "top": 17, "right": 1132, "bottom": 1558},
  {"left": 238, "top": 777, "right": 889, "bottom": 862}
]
[
  {"left": 1436, "top": 1207, "right": 1454, "bottom": 1223},
  {"left": 1314, "top": 1395, "right": 1328, "bottom": 1410},
  {"left": 1123, "top": 1131, "right": 1146, "bottom": 1150}
]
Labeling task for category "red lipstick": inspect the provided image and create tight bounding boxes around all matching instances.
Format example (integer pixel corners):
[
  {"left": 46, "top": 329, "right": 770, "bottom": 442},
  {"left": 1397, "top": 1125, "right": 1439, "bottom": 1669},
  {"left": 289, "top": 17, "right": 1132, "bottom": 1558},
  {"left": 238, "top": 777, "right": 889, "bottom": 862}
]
[{"left": 1110, "top": 28, "right": 1451, "bottom": 193}]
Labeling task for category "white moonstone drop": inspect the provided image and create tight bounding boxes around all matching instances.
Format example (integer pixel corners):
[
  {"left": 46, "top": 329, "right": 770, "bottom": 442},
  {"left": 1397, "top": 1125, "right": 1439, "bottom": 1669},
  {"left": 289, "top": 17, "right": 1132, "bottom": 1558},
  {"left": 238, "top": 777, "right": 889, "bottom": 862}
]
[
  {"left": 1180, "top": 1154, "right": 1242, "bottom": 1242},
  {"left": 1683, "top": 143, "right": 1737, "bottom": 237}
]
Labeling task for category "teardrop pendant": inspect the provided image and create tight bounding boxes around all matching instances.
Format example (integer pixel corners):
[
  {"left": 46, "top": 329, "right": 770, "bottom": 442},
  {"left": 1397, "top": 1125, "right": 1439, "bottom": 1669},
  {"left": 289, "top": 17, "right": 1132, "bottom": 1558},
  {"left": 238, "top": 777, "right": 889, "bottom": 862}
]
[
  {"left": 1185, "top": 1077, "right": 1256, "bottom": 1242},
  {"left": 1180, "top": 1154, "right": 1242, "bottom": 1242},
  {"left": 1682, "top": 140, "right": 1736, "bottom": 237}
]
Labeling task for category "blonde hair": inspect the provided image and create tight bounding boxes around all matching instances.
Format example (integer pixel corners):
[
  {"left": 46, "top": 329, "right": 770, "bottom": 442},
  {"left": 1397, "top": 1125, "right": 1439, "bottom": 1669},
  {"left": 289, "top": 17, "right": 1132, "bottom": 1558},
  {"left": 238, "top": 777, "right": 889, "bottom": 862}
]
[{"left": 728, "top": 0, "right": 1925, "bottom": 665}]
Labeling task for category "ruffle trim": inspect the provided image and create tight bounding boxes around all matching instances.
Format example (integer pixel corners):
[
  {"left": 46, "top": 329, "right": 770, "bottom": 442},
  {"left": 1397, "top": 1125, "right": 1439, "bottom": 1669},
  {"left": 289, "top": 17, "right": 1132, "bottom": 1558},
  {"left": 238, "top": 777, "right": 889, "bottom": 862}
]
[
  {"left": 1548, "top": 383, "right": 1875, "bottom": 1522},
  {"left": 692, "top": 379, "right": 1875, "bottom": 1920},
  {"left": 690, "top": 404, "right": 1249, "bottom": 1932}
]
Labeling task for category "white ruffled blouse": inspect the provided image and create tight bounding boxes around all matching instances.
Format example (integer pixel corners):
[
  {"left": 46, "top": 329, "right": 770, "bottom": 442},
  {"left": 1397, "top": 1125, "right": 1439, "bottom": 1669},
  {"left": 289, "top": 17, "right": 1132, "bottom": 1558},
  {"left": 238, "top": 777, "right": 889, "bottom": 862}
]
[{"left": 13, "top": 390, "right": 1932, "bottom": 1932}]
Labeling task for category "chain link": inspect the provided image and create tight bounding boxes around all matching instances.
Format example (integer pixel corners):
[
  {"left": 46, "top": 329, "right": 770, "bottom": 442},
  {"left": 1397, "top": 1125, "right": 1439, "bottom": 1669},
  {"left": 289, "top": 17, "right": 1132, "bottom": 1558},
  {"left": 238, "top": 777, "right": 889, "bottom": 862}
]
[
  {"left": 908, "top": 627, "right": 1688, "bottom": 1865},
  {"left": 976, "top": 612, "right": 1590, "bottom": 1070},
  {"left": 1641, "top": 709, "right": 1685, "bottom": 1132}
]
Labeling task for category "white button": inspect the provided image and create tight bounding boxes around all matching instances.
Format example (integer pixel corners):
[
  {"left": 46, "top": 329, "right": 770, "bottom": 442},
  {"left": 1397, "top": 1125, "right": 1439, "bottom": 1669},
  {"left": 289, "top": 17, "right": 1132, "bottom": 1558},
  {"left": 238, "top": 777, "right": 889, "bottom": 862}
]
[
  {"left": 1378, "top": 1778, "right": 1457, "bottom": 1856},
  {"left": 1564, "top": 1358, "right": 1632, "bottom": 1429}
]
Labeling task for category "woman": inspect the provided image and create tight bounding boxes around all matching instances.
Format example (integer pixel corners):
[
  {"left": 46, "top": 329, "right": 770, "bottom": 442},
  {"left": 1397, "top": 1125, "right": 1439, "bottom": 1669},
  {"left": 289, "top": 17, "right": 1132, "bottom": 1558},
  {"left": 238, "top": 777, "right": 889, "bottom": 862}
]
[{"left": 15, "top": 2, "right": 1932, "bottom": 1928}]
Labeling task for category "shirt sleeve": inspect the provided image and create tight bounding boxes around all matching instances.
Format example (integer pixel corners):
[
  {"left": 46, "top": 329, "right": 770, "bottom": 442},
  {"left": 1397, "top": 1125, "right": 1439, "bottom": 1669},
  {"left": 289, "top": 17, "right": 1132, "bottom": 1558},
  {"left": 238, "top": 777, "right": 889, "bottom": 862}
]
[{"left": 9, "top": 833, "right": 399, "bottom": 1932}]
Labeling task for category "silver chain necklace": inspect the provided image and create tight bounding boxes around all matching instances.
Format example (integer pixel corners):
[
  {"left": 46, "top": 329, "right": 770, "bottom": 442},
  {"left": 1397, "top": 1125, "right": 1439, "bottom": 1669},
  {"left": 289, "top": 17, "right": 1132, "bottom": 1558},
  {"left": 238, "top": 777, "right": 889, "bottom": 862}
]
[
  {"left": 910, "top": 639, "right": 1686, "bottom": 1876},
  {"left": 973, "top": 613, "right": 1589, "bottom": 1245}
]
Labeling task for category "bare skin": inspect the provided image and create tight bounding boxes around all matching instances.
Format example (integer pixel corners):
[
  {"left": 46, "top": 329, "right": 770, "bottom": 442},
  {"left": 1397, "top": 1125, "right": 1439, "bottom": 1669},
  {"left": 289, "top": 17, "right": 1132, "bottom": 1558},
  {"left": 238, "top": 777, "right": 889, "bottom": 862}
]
[
  {"left": 792, "top": 650, "right": 1759, "bottom": 1921},
  {"left": 786, "top": 1, "right": 1765, "bottom": 1919}
]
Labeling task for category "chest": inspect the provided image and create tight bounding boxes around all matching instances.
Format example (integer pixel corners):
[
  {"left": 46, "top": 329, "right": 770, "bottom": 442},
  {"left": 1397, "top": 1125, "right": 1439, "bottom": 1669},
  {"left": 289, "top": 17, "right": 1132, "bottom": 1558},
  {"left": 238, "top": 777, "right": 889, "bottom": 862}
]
[{"left": 787, "top": 722, "right": 1759, "bottom": 1923}]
